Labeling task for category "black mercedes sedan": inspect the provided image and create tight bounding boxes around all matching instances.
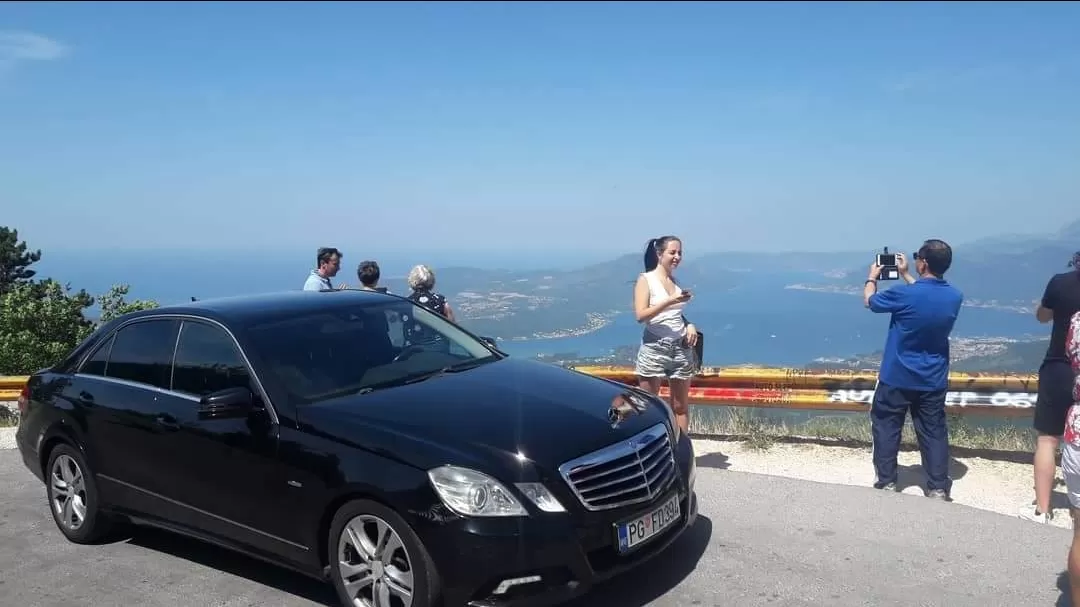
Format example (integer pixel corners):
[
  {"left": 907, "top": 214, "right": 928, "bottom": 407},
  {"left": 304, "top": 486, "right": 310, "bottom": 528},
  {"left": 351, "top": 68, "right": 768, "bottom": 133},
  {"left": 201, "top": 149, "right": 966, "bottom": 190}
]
[{"left": 15, "top": 289, "right": 699, "bottom": 607}]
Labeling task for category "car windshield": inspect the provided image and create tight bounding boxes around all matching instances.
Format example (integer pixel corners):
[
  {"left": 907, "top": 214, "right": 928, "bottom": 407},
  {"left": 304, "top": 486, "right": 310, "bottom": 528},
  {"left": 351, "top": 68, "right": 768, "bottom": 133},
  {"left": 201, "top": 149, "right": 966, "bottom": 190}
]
[{"left": 243, "top": 298, "right": 501, "bottom": 405}]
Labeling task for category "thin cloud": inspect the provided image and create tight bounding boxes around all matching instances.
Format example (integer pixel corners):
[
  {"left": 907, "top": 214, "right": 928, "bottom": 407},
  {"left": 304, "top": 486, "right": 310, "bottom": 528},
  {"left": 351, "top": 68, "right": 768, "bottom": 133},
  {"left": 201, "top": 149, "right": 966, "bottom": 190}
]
[
  {"left": 881, "top": 61, "right": 1070, "bottom": 94},
  {"left": 882, "top": 68, "right": 947, "bottom": 93},
  {"left": 0, "top": 30, "right": 69, "bottom": 76}
]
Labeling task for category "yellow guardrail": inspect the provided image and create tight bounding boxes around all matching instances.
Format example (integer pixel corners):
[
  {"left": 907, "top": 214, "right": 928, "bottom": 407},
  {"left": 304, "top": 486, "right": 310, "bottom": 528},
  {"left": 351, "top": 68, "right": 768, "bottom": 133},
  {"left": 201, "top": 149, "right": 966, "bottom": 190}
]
[
  {"left": 1, "top": 364, "right": 1041, "bottom": 416},
  {"left": 0, "top": 376, "right": 28, "bottom": 401},
  {"left": 572, "top": 365, "right": 1039, "bottom": 416}
]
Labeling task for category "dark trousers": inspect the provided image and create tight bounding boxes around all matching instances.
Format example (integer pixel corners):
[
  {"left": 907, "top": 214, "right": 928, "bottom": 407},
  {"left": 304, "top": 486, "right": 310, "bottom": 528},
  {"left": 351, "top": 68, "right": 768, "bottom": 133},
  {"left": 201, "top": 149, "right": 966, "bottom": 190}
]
[{"left": 870, "top": 382, "right": 951, "bottom": 493}]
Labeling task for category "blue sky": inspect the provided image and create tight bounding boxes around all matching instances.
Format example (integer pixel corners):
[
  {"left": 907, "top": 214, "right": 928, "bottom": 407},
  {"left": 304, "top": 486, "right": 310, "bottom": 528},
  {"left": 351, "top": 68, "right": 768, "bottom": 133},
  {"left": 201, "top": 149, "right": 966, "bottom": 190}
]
[{"left": 1, "top": 1, "right": 1078, "bottom": 258}]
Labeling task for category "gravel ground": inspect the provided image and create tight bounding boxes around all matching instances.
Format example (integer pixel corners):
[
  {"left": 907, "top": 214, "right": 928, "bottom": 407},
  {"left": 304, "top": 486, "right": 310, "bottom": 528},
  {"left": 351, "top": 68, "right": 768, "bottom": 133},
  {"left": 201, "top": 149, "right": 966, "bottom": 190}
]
[
  {"left": 0, "top": 427, "right": 14, "bottom": 450},
  {"left": 691, "top": 437, "right": 1076, "bottom": 529}
]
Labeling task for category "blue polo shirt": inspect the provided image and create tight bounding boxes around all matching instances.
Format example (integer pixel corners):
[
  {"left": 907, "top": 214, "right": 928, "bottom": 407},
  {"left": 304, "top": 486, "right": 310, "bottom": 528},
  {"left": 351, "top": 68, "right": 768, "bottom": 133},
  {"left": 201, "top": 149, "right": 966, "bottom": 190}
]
[{"left": 868, "top": 277, "right": 964, "bottom": 392}]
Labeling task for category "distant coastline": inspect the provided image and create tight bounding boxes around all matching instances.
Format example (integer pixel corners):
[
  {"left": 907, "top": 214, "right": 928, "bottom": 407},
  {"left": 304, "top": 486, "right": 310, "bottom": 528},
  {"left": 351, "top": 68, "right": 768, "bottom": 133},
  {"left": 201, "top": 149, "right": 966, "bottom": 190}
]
[
  {"left": 784, "top": 283, "right": 1035, "bottom": 314},
  {"left": 504, "top": 311, "right": 621, "bottom": 341},
  {"left": 811, "top": 335, "right": 1049, "bottom": 371},
  {"left": 529, "top": 334, "right": 1051, "bottom": 372}
]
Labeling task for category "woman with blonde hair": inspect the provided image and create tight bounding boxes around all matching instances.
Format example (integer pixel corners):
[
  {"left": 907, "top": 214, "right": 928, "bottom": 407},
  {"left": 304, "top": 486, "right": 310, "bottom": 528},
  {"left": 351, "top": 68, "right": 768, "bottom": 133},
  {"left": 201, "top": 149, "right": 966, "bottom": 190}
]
[
  {"left": 406, "top": 264, "right": 455, "bottom": 321},
  {"left": 404, "top": 264, "right": 456, "bottom": 348}
]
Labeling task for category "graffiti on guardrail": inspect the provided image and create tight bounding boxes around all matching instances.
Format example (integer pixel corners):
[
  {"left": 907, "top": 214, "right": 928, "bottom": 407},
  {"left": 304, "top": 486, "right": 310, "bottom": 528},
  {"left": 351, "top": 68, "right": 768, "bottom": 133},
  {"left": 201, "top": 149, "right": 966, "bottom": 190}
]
[
  {"left": 687, "top": 387, "right": 790, "bottom": 404},
  {"left": 827, "top": 389, "right": 1038, "bottom": 409}
]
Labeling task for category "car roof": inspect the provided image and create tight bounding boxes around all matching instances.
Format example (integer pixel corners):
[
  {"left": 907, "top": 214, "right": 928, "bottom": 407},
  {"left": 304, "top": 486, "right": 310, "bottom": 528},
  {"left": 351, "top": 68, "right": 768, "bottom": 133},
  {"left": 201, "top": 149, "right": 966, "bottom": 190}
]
[{"left": 127, "top": 289, "right": 401, "bottom": 327}]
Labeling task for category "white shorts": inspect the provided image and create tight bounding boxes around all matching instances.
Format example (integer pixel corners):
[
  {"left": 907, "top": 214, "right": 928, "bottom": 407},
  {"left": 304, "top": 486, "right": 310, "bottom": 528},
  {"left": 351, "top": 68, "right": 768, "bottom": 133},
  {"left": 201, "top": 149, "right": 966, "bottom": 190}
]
[
  {"left": 1062, "top": 445, "right": 1080, "bottom": 510},
  {"left": 635, "top": 335, "right": 697, "bottom": 381}
]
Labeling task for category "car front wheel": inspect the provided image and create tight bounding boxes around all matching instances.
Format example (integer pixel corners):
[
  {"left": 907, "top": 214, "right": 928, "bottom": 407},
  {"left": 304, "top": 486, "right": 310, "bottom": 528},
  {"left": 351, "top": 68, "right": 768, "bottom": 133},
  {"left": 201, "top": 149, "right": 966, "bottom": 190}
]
[
  {"left": 45, "top": 442, "right": 111, "bottom": 544},
  {"left": 328, "top": 499, "right": 441, "bottom": 607}
]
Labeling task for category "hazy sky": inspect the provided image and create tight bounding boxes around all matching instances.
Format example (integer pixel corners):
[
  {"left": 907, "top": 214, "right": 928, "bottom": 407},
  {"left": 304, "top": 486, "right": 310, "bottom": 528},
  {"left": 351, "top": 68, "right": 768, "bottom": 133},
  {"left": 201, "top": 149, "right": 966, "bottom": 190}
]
[{"left": 2, "top": 1, "right": 1078, "bottom": 256}]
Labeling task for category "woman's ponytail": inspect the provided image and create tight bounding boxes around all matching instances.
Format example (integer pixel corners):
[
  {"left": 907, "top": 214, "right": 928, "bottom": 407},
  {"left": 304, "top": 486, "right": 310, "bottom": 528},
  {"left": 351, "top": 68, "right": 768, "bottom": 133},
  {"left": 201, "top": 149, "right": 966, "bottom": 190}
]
[
  {"left": 643, "top": 235, "right": 680, "bottom": 272},
  {"left": 643, "top": 238, "right": 659, "bottom": 272}
]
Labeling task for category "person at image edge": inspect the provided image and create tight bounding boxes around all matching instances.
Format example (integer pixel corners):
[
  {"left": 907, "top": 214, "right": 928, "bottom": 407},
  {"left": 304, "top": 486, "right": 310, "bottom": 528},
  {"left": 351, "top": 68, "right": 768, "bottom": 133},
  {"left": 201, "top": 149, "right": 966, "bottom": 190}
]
[{"left": 1024, "top": 251, "right": 1080, "bottom": 524}]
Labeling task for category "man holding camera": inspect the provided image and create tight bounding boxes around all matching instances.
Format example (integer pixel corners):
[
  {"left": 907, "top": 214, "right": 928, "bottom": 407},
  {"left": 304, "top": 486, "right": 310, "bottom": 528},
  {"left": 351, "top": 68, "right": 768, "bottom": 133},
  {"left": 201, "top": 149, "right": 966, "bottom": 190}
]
[{"left": 862, "top": 240, "right": 964, "bottom": 500}]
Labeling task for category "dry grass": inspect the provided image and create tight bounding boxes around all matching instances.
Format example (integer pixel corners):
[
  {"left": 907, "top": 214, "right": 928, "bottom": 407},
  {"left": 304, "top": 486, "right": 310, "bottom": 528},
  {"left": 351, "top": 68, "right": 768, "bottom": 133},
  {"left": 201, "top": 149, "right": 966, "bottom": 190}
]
[
  {"left": 0, "top": 405, "right": 17, "bottom": 428},
  {"left": 691, "top": 407, "right": 1036, "bottom": 454}
]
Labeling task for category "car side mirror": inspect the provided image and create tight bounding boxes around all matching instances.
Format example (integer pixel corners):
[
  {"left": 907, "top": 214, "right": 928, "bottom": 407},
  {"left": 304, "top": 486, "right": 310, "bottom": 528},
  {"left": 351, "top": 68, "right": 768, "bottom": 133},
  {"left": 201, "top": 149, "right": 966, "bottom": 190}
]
[{"left": 197, "top": 386, "right": 255, "bottom": 420}]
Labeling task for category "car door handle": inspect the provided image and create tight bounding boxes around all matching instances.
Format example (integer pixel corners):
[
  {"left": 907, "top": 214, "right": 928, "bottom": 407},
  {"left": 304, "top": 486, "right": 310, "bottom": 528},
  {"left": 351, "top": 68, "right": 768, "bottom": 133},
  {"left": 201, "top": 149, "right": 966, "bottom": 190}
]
[{"left": 155, "top": 414, "right": 180, "bottom": 431}]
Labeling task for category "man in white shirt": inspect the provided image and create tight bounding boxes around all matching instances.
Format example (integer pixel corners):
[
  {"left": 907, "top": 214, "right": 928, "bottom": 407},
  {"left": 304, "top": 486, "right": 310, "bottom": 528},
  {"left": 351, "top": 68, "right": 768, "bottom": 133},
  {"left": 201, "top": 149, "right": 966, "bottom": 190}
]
[{"left": 303, "top": 247, "right": 343, "bottom": 291}]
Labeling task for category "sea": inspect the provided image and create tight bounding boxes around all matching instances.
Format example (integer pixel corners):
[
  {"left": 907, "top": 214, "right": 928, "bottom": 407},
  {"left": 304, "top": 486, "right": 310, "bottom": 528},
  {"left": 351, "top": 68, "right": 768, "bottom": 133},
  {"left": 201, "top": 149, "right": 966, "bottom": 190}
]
[{"left": 495, "top": 288, "right": 1044, "bottom": 367}]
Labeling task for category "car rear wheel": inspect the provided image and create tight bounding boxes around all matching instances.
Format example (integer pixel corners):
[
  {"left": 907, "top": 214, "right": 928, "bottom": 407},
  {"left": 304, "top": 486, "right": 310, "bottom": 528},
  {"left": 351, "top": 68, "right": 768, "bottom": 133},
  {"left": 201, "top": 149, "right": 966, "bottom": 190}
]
[
  {"left": 45, "top": 442, "right": 111, "bottom": 544},
  {"left": 328, "top": 499, "right": 441, "bottom": 607}
]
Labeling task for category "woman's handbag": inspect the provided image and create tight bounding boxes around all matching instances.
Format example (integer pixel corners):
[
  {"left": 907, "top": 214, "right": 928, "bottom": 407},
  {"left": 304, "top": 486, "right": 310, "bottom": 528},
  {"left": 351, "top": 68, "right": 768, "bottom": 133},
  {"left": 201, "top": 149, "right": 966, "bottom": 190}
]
[
  {"left": 692, "top": 331, "right": 704, "bottom": 373},
  {"left": 682, "top": 314, "right": 704, "bottom": 374}
]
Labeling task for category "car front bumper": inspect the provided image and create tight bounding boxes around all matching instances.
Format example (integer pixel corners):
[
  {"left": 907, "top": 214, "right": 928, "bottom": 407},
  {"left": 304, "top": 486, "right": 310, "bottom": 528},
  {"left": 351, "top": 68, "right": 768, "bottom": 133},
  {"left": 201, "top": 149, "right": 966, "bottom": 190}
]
[{"left": 420, "top": 436, "right": 700, "bottom": 607}]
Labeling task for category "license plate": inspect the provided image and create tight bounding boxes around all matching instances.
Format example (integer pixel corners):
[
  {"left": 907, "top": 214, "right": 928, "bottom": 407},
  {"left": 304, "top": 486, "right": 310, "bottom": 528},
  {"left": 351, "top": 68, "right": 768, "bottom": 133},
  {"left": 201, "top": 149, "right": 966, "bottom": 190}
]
[{"left": 615, "top": 493, "right": 681, "bottom": 553}]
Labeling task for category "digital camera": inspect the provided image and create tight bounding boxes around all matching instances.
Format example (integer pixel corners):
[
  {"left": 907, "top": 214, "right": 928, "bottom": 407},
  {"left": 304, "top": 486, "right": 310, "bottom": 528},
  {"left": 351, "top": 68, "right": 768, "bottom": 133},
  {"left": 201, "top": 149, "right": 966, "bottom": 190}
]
[{"left": 876, "top": 247, "right": 900, "bottom": 281}]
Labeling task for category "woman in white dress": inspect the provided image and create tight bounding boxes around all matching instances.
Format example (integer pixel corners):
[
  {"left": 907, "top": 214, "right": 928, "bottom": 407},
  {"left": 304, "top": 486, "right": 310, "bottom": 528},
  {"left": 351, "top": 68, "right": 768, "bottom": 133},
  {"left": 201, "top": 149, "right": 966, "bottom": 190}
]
[{"left": 633, "top": 235, "right": 699, "bottom": 433}]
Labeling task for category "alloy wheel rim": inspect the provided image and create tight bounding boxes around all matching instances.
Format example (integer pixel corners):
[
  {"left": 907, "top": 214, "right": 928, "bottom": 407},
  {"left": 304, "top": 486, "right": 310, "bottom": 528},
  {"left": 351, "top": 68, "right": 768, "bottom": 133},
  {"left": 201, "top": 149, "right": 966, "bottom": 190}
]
[
  {"left": 50, "top": 454, "right": 88, "bottom": 532},
  {"left": 337, "top": 514, "right": 415, "bottom": 607}
]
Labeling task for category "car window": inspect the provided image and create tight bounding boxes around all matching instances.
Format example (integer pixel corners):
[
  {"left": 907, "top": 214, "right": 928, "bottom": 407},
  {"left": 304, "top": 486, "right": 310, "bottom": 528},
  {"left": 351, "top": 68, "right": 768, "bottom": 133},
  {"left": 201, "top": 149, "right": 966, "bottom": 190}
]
[
  {"left": 80, "top": 335, "right": 115, "bottom": 377},
  {"left": 103, "top": 319, "right": 181, "bottom": 390},
  {"left": 447, "top": 340, "right": 471, "bottom": 358},
  {"left": 244, "top": 300, "right": 498, "bottom": 405},
  {"left": 385, "top": 309, "right": 406, "bottom": 348},
  {"left": 171, "top": 320, "right": 252, "bottom": 398}
]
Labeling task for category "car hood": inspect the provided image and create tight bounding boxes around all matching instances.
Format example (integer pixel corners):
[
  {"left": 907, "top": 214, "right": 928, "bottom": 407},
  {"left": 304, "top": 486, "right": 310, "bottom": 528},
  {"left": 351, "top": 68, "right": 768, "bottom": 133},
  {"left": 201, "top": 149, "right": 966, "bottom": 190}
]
[{"left": 299, "top": 356, "right": 671, "bottom": 479}]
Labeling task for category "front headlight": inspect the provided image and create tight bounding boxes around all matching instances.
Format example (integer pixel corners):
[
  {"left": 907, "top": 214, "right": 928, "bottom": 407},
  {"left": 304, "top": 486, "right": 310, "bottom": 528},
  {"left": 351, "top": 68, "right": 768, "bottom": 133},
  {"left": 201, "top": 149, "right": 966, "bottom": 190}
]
[
  {"left": 428, "top": 466, "right": 568, "bottom": 516},
  {"left": 428, "top": 466, "right": 526, "bottom": 517}
]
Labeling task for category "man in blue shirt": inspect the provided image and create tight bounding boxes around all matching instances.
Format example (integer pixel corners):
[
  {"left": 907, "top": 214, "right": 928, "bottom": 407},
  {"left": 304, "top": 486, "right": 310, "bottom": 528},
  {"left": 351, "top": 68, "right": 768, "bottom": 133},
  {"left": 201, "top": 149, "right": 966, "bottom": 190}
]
[{"left": 863, "top": 239, "right": 964, "bottom": 500}]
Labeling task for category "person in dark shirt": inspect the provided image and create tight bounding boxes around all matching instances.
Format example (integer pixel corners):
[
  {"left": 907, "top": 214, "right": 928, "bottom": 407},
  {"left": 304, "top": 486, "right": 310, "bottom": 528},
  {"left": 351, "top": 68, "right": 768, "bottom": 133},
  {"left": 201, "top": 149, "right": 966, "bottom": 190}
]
[
  {"left": 1023, "top": 252, "right": 1080, "bottom": 524},
  {"left": 405, "top": 264, "right": 454, "bottom": 321},
  {"left": 404, "top": 264, "right": 455, "bottom": 348},
  {"left": 357, "top": 260, "right": 389, "bottom": 293},
  {"left": 354, "top": 260, "right": 393, "bottom": 352},
  {"left": 863, "top": 239, "right": 964, "bottom": 500}
]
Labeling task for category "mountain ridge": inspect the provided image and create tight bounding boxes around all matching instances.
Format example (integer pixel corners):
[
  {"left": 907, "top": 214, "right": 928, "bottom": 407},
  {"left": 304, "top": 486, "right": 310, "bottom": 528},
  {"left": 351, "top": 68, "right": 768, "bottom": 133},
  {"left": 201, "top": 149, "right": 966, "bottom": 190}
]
[{"left": 792, "top": 219, "right": 1080, "bottom": 306}]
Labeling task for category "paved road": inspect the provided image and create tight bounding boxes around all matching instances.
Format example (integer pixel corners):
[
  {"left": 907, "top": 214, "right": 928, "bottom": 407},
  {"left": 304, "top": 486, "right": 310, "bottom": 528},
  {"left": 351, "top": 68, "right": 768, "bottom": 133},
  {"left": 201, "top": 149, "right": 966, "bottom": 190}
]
[{"left": 0, "top": 449, "right": 1073, "bottom": 607}]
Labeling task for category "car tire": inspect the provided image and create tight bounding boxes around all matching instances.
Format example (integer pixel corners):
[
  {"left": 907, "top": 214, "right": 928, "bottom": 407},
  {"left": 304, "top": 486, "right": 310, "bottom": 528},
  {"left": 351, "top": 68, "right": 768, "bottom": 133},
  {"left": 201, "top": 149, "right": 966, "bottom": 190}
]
[
  {"left": 45, "top": 442, "right": 112, "bottom": 544},
  {"left": 328, "top": 498, "right": 441, "bottom": 607}
]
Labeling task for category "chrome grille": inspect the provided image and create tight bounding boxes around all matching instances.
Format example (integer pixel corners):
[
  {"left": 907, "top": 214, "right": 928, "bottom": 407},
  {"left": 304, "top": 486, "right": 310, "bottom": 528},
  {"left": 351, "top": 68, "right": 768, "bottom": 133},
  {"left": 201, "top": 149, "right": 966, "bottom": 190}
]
[{"left": 558, "top": 423, "right": 677, "bottom": 511}]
